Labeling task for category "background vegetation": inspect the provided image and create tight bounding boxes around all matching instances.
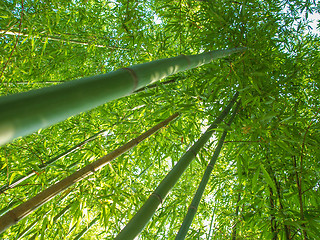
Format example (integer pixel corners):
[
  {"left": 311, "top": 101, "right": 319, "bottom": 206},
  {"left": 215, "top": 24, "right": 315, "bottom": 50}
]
[{"left": 0, "top": 0, "right": 319, "bottom": 239}]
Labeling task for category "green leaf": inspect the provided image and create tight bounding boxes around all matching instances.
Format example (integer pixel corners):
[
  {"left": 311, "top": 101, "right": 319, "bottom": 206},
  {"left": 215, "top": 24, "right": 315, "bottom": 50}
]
[
  {"left": 252, "top": 166, "right": 260, "bottom": 193},
  {"left": 260, "top": 165, "right": 277, "bottom": 193}
]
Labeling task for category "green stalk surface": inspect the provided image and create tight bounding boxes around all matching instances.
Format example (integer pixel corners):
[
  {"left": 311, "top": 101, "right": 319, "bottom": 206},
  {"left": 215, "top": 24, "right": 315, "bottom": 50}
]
[
  {"left": 175, "top": 102, "right": 240, "bottom": 240},
  {"left": 0, "top": 113, "right": 179, "bottom": 234},
  {"left": 114, "top": 93, "right": 239, "bottom": 240},
  {"left": 0, "top": 47, "right": 246, "bottom": 145}
]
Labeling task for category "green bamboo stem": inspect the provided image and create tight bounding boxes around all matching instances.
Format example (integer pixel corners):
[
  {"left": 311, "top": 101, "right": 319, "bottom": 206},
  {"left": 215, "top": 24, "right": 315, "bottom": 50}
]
[
  {"left": 114, "top": 93, "right": 239, "bottom": 240},
  {"left": 73, "top": 214, "right": 100, "bottom": 240},
  {"left": 0, "top": 113, "right": 179, "bottom": 234},
  {"left": 0, "top": 47, "right": 246, "bottom": 146},
  {"left": 175, "top": 102, "right": 240, "bottom": 240}
]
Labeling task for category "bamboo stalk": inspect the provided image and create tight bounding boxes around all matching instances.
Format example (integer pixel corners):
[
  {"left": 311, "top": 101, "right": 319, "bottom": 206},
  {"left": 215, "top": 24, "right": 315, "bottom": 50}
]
[
  {"left": 231, "top": 192, "right": 241, "bottom": 240},
  {"left": 73, "top": 215, "right": 100, "bottom": 240},
  {"left": 175, "top": 102, "right": 240, "bottom": 240},
  {"left": 0, "top": 30, "right": 126, "bottom": 50},
  {"left": 0, "top": 113, "right": 179, "bottom": 233},
  {"left": 0, "top": 47, "right": 246, "bottom": 146},
  {"left": 0, "top": 129, "right": 105, "bottom": 193},
  {"left": 0, "top": 113, "right": 133, "bottom": 194},
  {"left": 114, "top": 93, "right": 239, "bottom": 240}
]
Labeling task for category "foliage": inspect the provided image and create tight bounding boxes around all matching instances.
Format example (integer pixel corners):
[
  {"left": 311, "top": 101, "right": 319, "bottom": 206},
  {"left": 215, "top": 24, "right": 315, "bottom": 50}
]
[{"left": 0, "top": 0, "right": 319, "bottom": 239}]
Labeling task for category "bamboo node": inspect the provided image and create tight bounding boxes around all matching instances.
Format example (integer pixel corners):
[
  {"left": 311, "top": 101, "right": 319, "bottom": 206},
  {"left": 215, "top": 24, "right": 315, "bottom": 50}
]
[
  {"left": 188, "top": 205, "right": 197, "bottom": 211},
  {"left": 151, "top": 192, "right": 163, "bottom": 204},
  {"left": 121, "top": 67, "right": 139, "bottom": 91}
]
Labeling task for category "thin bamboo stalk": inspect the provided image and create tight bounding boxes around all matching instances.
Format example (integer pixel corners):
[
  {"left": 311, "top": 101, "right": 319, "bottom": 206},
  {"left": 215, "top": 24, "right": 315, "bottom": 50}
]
[
  {"left": 231, "top": 192, "right": 241, "bottom": 240},
  {"left": 73, "top": 214, "right": 100, "bottom": 240},
  {"left": 0, "top": 129, "right": 105, "bottom": 193},
  {"left": 0, "top": 47, "right": 246, "bottom": 146},
  {"left": 0, "top": 113, "right": 179, "bottom": 234},
  {"left": 16, "top": 218, "right": 38, "bottom": 240},
  {"left": 0, "top": 30, "right": 126, "bottom": 50},
  {"left": 0, "top": 113, "right": 133, "bottom": 194},
  {"left": 175, "top": 102, "right": 240, "bottom": 240},
  {"left": 114, "top": 93, "right": 239, "bottom": 240}
]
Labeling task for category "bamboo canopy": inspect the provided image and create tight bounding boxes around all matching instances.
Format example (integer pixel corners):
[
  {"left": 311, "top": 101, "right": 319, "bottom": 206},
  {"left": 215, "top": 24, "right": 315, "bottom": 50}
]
[
  {"left": 0, "top": 47, "right": 246, "bottom": 146},
  {"left": 0, "top": 113, "right": 179, "bottom": 234}
]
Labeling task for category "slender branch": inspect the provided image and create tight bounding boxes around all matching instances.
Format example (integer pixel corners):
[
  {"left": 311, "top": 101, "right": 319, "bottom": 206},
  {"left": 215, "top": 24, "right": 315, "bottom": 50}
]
[
  {"left": 0, "top": 30, "right": 128, "bottom": 50},
  {"left": 224, "top": 140, "right": 262, "bottom": 143},
  {"left": 73, "top": 214, "right": 100, "bottom": 240}
]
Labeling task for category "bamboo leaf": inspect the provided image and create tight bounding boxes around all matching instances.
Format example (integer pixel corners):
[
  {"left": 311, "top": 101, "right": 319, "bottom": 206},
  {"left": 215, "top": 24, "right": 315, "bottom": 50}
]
[{"left": 260, "top": 165, "right": 277, "bottom": 194}]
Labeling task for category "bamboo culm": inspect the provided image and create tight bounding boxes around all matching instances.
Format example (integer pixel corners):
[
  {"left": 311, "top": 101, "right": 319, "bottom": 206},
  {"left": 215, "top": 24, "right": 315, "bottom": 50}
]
[
  {"left": 0, "top": 129, "right": 106, "bottom": 194},
  {"left": 175, "top": 102, "right": 240, "bottom": 240},
  {"left": 0, "top": 113, "right": 179, "bottom": 234},
  {"left": 114, "top": 93, "right": 239, "bottom": 240},
  {"left": 0, "top": 113, "right": 133, "bottom": 194},
  {"left": 0, "top": 47, "right": 246, "bottom": 146},
  {"left": 73, "top": 215, "right": 100, "bottom": 240}
]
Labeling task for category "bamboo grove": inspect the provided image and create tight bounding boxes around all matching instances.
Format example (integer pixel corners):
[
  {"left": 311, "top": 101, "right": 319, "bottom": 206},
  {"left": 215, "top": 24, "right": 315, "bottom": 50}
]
[{"left": 1, "top": 0, "right": 320, "bottom": 239}]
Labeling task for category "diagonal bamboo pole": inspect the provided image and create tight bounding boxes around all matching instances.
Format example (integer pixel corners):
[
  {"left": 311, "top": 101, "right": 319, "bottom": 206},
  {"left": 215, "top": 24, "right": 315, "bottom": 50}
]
[
  {"left": 114, "top": 93, "right": 239, "bottom": 240},
  {"left": 0, "top": 113, "right": 179, "bottom": 234},
  {"left": 175, "top": 102, "right": 240, "bottom": 240},
  {"left": 0, "top": 47, "right": 246, "bottom": 146}
]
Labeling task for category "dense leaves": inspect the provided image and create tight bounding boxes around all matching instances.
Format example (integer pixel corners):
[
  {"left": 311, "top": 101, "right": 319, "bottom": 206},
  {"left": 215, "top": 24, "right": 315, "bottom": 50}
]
[{"left": 0, "top": 0, "right": 319, "bottom": 239}]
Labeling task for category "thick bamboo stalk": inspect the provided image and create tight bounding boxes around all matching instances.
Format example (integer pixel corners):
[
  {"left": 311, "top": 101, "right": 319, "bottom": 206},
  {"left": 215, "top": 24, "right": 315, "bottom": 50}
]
[
  {"left": 0, "top": 113, "right": 179, "bottom": 234},
  {"left": 175, "top": 102, "right": 240, "bottom": 240},
  {"left": 114, "top": 93, "right": 239, "bottom": 240},
  {"left": 0, "top": 47, "right": 246, "bottom": 146}
]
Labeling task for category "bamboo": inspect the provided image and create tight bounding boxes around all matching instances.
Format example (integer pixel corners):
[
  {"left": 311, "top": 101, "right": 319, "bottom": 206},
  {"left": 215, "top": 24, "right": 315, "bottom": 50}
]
[
  {"left": 175, "top": 102, "right": 240, "bottom": 240},
  {"left": 73, "top": 215, "right": 100, "bottom": 240},
  {"left": 0, "top": 47, "right": 246, "bottom": 146},
  {"left": 0, "top": 113, "right": 133, "bottom": 194},
  {"left": 0, "top": 30, "right": 126, "bottom": 50},
  {"left": 0, "top": 129, "right": 105, "bottom": 193},
  {"left": 114, "top": 93, "right": 239, "bottom": 240},
  {"left": 0, "top": 113, "right": 179, "bottom": 233}
]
